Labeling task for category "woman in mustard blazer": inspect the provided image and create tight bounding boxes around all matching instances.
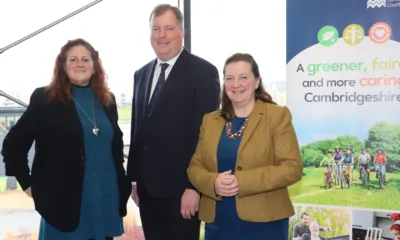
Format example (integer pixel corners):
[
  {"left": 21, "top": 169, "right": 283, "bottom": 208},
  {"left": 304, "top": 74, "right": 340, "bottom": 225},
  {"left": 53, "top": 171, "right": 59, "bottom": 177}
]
[{"left": 187, "top": 53, "right": 303, "bottom": 240}]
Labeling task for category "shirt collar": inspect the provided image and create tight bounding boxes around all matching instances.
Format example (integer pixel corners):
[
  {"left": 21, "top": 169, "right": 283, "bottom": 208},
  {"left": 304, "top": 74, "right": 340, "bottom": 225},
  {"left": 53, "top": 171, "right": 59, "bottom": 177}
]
[{"left": 156, "top": 47, "right": 183, "bottom": 67}]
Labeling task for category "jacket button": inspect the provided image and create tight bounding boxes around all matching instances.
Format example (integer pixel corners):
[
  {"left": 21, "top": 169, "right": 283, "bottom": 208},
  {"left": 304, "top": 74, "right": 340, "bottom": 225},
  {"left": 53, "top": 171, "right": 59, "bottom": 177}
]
[{"left": 237, "top": 166, "right": 243, "bottom": 170}]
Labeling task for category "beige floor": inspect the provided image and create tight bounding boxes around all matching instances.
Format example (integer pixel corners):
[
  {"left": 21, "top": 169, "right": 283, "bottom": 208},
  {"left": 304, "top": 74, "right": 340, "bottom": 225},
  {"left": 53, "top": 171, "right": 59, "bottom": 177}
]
[{"left": 0, "top": 190, "right": 34, "bottom": 209}]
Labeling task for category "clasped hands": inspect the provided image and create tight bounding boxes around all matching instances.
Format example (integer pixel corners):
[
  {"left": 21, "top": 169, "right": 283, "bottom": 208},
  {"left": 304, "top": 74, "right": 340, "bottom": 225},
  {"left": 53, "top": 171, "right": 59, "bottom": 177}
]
[{"left": 214, "top": 170, "right": 239, "bottom": 197}]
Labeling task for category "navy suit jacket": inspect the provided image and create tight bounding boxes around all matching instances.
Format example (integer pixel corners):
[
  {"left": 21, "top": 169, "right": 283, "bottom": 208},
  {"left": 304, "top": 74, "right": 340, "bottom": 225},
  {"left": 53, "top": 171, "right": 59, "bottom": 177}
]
[{"left": 127, "top": 48, "right": 220, "bottom": 197}]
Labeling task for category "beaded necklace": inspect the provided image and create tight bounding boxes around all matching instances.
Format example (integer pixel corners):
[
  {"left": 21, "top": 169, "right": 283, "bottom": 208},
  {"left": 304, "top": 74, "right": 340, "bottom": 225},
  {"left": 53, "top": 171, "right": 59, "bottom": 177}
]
[{"left": 225, "top": 117, "right": 248, "bottom": 139}]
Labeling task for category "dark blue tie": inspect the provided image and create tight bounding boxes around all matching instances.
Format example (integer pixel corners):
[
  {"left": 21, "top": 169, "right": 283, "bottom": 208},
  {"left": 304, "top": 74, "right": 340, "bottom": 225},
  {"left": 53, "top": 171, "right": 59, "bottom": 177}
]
[{"left": 148, "top": 63, "right": 169, "bottom": 111}]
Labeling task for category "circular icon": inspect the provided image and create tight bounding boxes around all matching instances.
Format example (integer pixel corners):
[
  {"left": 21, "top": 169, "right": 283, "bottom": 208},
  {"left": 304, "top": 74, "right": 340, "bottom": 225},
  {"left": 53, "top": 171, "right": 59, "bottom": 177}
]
[
  {"left": 369, "top": 22, "right": 392, "bottom": 44},
  {"left": 317, "top": 26, "right": 339, "bottom": 47},
  {"left": 343, "top": 24, "right": 365, "bottom": 46}
]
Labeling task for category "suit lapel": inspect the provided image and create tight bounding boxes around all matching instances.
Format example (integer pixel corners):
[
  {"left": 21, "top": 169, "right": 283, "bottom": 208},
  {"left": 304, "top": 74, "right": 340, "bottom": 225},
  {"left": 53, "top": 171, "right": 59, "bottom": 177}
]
[
  {"left": 148, "top": 49, "right": 190, "bottom": 115},
  {"left": 143, "top": 60, "right": 157, "bottom": 116},
  {"left": 237, "top": 100, "right": 264, "bottom": 156}
]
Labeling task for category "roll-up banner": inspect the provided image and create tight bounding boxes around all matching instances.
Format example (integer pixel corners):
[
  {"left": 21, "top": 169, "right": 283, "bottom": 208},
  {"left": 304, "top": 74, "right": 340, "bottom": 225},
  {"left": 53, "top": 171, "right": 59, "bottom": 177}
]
[{"left": 287, "top": 0, "right": 400, "bottom": 239}]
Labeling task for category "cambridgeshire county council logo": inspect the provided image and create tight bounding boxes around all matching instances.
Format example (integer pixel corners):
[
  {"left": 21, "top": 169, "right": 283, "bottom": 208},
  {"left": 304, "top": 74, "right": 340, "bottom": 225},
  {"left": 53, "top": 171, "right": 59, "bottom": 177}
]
[{"left": 367, "top": 0, "right": 386, "bottom": 8}]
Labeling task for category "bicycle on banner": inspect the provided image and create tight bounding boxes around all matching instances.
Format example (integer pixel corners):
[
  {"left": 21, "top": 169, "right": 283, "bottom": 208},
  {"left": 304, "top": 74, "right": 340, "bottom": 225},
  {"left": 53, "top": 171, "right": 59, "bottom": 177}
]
[
  {"left": 374, "top": 147, "right": 387, "bottom": 189},
  {"left": 319, "top": 150, "right": 334, "bottom": 189},
  {"left": 333, "top": 162, "right": 342, "bottom": 187},
  {"left": 358, "top": 148, "right": 371, "bottom": 186},
  {"left": 338, "top": 147, "right": 354, "bottom": 188},
  {"left": 333, "top": 146, "right": 343, "bottom": 187},
  {"left": 375, "top": 163, "right": 386, "bottom": 190}
]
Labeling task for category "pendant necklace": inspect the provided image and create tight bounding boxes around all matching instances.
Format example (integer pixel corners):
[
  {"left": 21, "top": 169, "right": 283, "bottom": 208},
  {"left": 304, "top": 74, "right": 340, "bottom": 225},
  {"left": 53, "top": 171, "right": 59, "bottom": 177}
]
[{"left": 73, "top": 95, "right": 100, "bottom": 137}]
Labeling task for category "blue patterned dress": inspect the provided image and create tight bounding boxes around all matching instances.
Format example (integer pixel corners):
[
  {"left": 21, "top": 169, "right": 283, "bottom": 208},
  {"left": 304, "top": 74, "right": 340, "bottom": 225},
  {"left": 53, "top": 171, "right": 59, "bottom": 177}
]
[
  {"left": 204, "top": 117, "right": 289, "bottom": 240},
  {"left": 38, "top": 85, "right": 124, "bottom": 240}
]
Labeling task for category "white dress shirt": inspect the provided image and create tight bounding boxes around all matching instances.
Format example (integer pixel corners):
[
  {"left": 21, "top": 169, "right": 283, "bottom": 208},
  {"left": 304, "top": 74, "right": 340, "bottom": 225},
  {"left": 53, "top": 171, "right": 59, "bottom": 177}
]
[{"left": 148, "top": 48, "right": 183, "bottom": 102}]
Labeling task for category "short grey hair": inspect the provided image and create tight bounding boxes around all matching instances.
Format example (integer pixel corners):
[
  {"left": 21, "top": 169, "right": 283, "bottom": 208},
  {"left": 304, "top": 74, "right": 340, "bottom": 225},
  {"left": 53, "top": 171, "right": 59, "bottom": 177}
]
[
  {"left": 149, "top": 4, "right": 183, "bottom": 29},
  {"left": 309, "top": 222, "right": 319, "bottom": 228}
]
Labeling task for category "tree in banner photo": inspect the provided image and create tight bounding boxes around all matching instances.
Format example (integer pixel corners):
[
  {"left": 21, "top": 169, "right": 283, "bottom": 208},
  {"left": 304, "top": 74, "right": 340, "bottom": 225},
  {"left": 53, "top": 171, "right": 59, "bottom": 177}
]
[{"left": 286, "top": 0, "right": 400, "bottom": 211}]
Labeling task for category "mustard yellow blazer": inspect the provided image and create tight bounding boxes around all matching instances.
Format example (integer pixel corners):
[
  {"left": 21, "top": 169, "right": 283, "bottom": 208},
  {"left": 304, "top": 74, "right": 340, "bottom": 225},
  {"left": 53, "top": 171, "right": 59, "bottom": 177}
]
[{"left": 187, "top": 100, "right": 303, "bottom": 223}]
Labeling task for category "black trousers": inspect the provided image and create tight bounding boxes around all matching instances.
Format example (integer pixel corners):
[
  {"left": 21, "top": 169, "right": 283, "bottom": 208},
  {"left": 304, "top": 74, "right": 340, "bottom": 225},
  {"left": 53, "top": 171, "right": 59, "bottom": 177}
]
[{"left": 139, "top": 189, "right": 200, "bottom": 240}]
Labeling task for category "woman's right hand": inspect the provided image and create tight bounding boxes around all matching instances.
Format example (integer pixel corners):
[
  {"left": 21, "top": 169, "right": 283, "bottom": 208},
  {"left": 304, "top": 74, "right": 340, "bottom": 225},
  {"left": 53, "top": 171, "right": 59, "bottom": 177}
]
[
  {"left": 24, "top": 187, "right": 32, "bottom": 198},
  {"left": 214, "top": 170, "right": 239, "bottom": 197}
]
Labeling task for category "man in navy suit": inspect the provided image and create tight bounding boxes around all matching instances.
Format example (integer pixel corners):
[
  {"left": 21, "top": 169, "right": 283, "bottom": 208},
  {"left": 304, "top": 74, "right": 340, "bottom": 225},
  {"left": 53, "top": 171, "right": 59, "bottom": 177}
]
[{"left": 127, "top": 4, "right": 220, "bottom": 240}]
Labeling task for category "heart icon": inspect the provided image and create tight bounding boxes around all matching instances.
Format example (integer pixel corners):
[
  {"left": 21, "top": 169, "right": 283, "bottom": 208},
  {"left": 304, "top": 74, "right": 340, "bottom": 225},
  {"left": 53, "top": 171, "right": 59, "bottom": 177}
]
[
  {"left": 375, "top": 29, "right": 386, "bottom": 38},
  {"left": 369, "top": 22, "right": 391, "bottom": 44}
]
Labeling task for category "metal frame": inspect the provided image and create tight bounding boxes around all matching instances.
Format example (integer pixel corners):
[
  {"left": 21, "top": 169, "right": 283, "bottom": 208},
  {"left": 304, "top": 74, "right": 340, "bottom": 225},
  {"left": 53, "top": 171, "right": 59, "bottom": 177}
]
[
  {"left": 0, "top": 90, "right": 28, "bottom": 108},
  {"left": 180, "top": 0, "right": 191, "bottom": 52},
  {"left": 0, "top": 0, "right": 104, "bottom": 55}
]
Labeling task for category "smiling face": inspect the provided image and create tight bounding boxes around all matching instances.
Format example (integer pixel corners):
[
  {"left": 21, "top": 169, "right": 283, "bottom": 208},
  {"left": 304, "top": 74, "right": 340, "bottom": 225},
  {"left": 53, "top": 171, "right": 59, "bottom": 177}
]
[
  {"left": 309, "top": 222, "right": 320, "bottom": 236},
  {"left": 64, "top": 45, "right": 94, "bottom": 86},
  {"left": 150, "top": 9, "right": 184, "bottom": 61},
  {"left": 223, "top": 61, "right": 260, "bottom": 107},
  {"left": 301, "top": 214, "right": 310, "bottom": 226}
]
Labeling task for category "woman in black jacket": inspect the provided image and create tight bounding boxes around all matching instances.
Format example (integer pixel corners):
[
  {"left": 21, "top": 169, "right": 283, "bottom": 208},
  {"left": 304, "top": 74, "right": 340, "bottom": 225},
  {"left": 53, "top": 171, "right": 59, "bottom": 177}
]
[{"left": 1, "top": 38, "right": 131, "bottom": 240}]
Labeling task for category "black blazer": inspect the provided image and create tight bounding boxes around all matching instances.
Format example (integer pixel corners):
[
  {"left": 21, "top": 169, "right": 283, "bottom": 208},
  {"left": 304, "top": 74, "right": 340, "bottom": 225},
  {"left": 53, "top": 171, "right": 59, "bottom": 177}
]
[
  {"left": 1, "top": 87, "right": 131, "bottom": 232},
  {"left": 127, "top": 48, "right": 220, "bottom": 197}
]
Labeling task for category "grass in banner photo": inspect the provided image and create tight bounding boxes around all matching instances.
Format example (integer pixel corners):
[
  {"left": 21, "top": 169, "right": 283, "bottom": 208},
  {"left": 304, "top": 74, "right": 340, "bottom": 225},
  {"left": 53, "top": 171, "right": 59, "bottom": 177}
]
[
  {"left": 288, "top": 121, "right": 400, "bottom": 211},
  {"left": 289, "top": 204, "right": 351, "bottom": 240}
]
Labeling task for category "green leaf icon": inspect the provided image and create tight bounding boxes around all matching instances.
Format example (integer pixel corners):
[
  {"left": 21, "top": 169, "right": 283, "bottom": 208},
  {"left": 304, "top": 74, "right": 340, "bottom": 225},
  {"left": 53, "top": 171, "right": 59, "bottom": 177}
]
[
  {"left": 322, "top": 31, "right": 335, "bottom": 41},
  {"left": 318, "top": 26, "right": 339, "bottom": 47}
]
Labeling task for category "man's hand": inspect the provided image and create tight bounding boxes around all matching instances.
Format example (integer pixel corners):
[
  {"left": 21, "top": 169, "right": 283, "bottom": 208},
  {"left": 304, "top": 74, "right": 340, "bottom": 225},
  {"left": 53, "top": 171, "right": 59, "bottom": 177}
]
[
  {"left": 181, "top": 189, "right": 200, "bottom": 219},
  {"left": 214, "top": 170, "right": 239, "bottom": 197},
  {"left": 324, "top": 227, "right": 332, "bottom": 231},
  {"left": 24, "top": 187, "right": 32, "bottom": 198},
  {"left": 131, "top": 185, "right": 139, "bottom": 207}
]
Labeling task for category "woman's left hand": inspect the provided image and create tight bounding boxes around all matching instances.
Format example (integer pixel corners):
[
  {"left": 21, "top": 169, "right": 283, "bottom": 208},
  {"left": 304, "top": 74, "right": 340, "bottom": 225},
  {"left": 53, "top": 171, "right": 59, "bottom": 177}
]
[{"left": 216, "top": 172, "right": 239, "bottom": 197}]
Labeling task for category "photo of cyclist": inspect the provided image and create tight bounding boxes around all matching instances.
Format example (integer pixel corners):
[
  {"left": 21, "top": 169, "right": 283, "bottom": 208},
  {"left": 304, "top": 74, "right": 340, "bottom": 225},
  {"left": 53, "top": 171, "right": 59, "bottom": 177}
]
[
  {"left": 358, "top": 148, "right": 370, "bottom": 182},
  {"left": 374, "top": 147, "right": 388, "bottom": 185},
  {"left": 333, "top": 146, "right": 343, "bottom": 178},
  {"left": 339, "top": 147, "right": 354, "bottom": 185},
  {"left": 319, "top": 150, "right": 334, "bottom": 182}
]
